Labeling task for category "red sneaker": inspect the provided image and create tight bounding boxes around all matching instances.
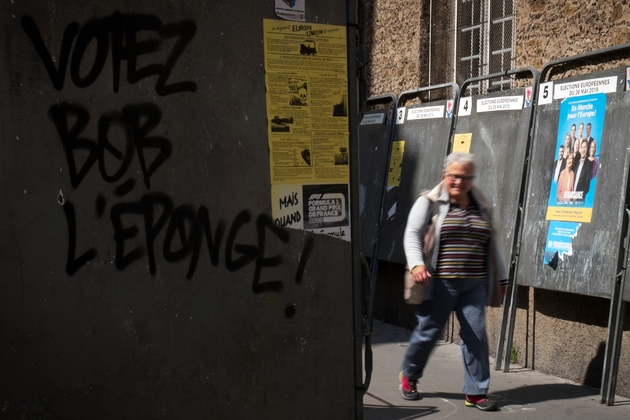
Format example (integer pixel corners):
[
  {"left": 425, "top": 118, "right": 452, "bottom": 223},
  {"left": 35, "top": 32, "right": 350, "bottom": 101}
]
[
  {"left": 399, "top": 371, "right": 420, "bottom": 401},
  {"left": 465, "top": 395, "right": 498, "bottom": 411}
]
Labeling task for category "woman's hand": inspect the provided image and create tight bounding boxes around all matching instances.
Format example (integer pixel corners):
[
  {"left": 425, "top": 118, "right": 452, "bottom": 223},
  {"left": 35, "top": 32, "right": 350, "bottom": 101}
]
[{"left": 411, "top": 265, "right": 431, "bottom": 285}]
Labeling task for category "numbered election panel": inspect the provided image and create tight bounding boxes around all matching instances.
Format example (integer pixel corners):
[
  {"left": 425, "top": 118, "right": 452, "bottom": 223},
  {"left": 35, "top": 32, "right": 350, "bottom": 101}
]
[
  {"left": 519, "top": 68, "right": 630, "bottom": 299},
  {"left": 453, "top": 85, "right": 535, "bottom": 267},
  {"left": 377, "top": 95, "right": 455, "bottom": 263},
  {"left": 358, "top": 96, "right": 397, "bottom": 257}
]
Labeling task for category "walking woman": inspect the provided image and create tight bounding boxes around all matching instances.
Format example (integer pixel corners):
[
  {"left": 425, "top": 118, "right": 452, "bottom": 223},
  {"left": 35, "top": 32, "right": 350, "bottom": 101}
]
[{"left": 400, "top": 152, "right": 508, "bottom": 411}]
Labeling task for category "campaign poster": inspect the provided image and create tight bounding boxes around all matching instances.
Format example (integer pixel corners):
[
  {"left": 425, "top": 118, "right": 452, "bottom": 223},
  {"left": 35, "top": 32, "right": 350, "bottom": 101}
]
[
  {"left": 546, "top": 93, "right": 606, "bottom": 223},
  {"left": 386, "top": 141, "right": 404, "bottom": 187},
  {"left": 543, "top": 221, "right": 581, "bottom": 267},
  {"left": 452, "top": 133, "right": 472, "bottom": 153}
]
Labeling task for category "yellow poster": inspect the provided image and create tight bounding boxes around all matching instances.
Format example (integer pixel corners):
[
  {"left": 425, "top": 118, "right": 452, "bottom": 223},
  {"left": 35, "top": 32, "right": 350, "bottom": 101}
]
[
  {"left": 452, "top": 133, "right": 472, "bottom": 153},
  {"left": 263, "top": 19, "right": 349, "bottom": 185},
  {"left": 387, "top": 141, "right": 404, "bottom": 187},
  {"left": 546, "top": 207, "right": 593, "bottom": 223}
]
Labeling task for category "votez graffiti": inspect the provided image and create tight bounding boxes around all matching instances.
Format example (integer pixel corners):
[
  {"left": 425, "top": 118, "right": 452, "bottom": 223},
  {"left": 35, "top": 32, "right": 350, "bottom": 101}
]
[
  {"left": 22, "top": 13, "right": 315, "bottom": 314},
  {"left": 21, "top": 13, "right": 197, "bottom": 95}
]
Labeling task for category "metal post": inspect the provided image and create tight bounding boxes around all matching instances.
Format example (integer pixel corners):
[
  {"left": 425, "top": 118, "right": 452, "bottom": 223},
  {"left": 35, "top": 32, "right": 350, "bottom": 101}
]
[
  {"left": 347, "top": 1, "right": 366, "bottom": 417},
  {"left": 600, "top": 207, "right": 630, "bottom": 405}
]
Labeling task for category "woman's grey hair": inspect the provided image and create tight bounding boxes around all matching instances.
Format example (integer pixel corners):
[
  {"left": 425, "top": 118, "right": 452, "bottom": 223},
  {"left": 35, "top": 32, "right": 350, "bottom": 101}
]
[{"left": 443, "top": 152, "right": 476, "bottom": 174}]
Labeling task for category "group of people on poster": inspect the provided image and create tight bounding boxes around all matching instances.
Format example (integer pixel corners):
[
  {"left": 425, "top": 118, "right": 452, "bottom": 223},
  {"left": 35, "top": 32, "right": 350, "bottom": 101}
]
[
  {"left": 543, "top": 92, "right": 607, "bottom": 265},
  {"left": 552, "top": 121, "right": 599, "bottom": 204}
]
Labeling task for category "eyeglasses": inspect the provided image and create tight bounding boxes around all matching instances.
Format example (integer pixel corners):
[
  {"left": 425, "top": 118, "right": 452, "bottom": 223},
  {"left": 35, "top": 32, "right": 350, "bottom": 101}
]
[{"left": 446, "top": 174, "right": 475, "bottom": 182}]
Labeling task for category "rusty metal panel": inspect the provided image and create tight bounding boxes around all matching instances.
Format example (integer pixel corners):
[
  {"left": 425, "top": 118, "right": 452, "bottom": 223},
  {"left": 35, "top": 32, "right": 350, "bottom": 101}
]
[{"left": 0, "top": 1, "right": 358, "bottom": 418}]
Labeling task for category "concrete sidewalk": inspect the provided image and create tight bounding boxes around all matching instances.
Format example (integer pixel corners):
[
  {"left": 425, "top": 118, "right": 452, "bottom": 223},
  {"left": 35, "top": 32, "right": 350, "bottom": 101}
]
[{"left": 363, "top": 321, "right": 630, "bottom": 419}]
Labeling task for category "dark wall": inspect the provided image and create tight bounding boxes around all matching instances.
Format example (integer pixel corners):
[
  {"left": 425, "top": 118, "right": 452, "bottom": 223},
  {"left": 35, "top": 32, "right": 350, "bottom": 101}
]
[{"left": 0, "top": 1, "right": 359, "bottom": 418}]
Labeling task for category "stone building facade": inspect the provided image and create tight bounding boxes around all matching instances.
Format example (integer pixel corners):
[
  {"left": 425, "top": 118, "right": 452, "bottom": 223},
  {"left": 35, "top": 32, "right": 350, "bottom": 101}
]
[
  {"left": 365, "top": 0, "right": 630, "bottom": 398},
  {"left": 365, "top": 0, "right": 630, "bottom": 94}
]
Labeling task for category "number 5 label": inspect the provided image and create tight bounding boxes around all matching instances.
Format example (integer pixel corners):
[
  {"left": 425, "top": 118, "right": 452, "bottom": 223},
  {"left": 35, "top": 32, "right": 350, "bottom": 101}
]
[{"left": 538, "top": 82, "right": 553, "bottom": 105}]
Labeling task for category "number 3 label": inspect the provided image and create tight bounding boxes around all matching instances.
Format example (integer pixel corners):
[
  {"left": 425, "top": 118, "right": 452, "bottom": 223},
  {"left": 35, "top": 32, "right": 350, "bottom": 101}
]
[{"left": 396, "top": 107, "right": 406, "bottom": 124}]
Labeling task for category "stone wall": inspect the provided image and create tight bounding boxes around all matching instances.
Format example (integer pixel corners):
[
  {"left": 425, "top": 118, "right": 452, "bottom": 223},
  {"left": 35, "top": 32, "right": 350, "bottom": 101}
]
[
  {"left": 517, "top": 0, "right": 630, "bottom": 71},
  {"left": 365, "top": 0, "right": 630, "bottom": 96},
  {"left": 364, "top": 0, "right": 425, "bottom": 95}
]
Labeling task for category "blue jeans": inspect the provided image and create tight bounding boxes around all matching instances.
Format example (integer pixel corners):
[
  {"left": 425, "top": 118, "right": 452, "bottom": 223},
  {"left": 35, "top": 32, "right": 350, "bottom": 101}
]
[{"left": 401, "top": 277, "right": 490, "bottom": 395}]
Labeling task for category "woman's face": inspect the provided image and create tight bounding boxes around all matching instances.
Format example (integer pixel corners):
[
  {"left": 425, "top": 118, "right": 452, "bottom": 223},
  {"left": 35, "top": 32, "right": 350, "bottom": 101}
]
[
  {"left": 590, "top": 141, "right": 596, "bottom": 157},
  {"left": 444, "top": 162, "right": 475, "bottom": 201},
  {"left": 566, "top": 156, "right": 574, "bottom": 168}
]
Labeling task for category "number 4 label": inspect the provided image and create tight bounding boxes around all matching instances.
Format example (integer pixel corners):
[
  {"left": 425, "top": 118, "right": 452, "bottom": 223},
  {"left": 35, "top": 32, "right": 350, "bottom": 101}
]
[
  {"left": 538, "top": 82, "right": 553, "bottom": 105},
  {"left": 458, "top": 97, "right": 472, "bottom": 116}
]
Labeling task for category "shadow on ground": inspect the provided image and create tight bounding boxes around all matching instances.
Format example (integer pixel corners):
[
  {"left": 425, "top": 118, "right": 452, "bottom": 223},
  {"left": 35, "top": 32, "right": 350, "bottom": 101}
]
[{"left": 364, "top": 403, "right": 439, "bottom": 420}]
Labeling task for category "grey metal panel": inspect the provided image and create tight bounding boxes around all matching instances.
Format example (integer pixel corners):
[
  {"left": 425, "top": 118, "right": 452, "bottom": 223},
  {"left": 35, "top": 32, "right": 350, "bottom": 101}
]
[
  {"left": 454, "top": 88, "right": 534, "bottom": 266},
  {"left": 517, "top": 69, "right": 629, "bottom": 299},
  {"left": 376, "top": 101, "right": 453, "bottom": 264},
  {"left": 0, "top": 2, "right": 357, "bottom": 418},
  {"left": 358, "top": 100, "right": 395, "bottom": 257}
]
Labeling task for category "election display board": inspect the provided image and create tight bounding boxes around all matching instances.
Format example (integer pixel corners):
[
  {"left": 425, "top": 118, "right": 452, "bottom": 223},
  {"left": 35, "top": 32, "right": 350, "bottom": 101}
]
[
  {"left": 516, "top": 68, "right": 630, "bottom": 299},
  {"left": 453, "top": 85, "right": 536, "bottom": 268},
  {"left": 358, "top": 96, "right": 396, "bottom": 257},
  {"left": 376, "top": 89, "right": 456, "bottom": 264}
]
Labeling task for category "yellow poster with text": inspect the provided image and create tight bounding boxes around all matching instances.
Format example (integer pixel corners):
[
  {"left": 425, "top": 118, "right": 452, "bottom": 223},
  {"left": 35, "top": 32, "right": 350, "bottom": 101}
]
[
  {"left": 263, "top": 19, "right": 349, "bottom": 185},
  {"left": 387, "top": 141, "right": 405, "bottom": 187},
  {"left": 546, "top": 207, "right": 592, "bottom": 223},
  {"left": 452, "top": 133, "right": 472, "bottom": 153}
]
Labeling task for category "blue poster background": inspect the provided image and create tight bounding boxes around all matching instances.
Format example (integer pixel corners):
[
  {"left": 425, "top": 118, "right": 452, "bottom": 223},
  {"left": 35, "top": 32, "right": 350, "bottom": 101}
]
[
  {"left": 547, "top": 93, "right": 606, "bottom": 211},
  {"left": 543, "top": 221, "right": 581, "bottom": 264}
]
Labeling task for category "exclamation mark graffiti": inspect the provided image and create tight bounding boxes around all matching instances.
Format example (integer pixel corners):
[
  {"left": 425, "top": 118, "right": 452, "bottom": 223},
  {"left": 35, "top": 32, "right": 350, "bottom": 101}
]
[{"left": 285, "top": 236, "right": 315, "bottom": 319}]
